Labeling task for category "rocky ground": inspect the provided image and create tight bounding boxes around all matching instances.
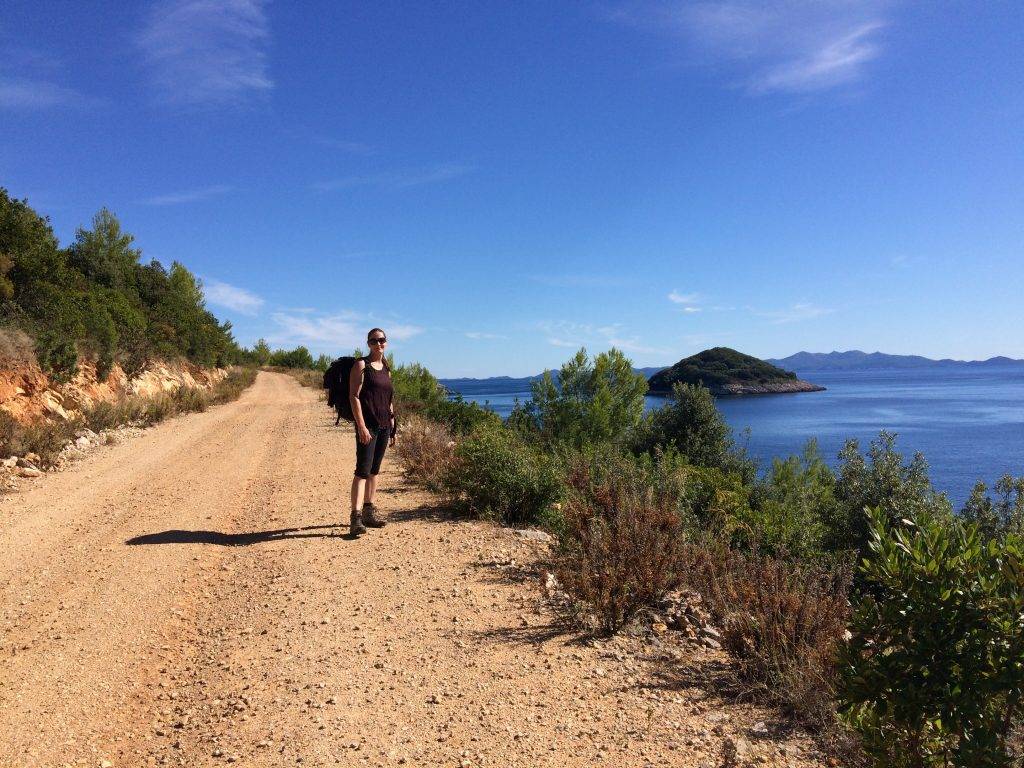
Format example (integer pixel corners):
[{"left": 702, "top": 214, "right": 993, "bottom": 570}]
[{"left": 0, "top": 372, "right": 830, "bottom": 767}]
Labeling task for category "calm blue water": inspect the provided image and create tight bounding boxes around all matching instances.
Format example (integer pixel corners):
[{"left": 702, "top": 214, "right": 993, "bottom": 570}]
[{"left": 442, "top": 367, "right": 1024, "bottom": 507}]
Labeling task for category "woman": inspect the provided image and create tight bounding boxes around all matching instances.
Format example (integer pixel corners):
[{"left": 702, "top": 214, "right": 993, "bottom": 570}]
[{"left": 348, "top": 328, "right": 396, "bottom": 536}]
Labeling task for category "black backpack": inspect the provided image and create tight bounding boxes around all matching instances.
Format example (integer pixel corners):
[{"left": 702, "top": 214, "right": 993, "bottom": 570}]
[{"left": 324, "top": 356, "right": 362, "bottom": 420}]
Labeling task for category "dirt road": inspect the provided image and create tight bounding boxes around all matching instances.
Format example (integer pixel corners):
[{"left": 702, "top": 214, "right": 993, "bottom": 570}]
[{"left": 0, "top": 372, "right": 823, "bottom": 767}]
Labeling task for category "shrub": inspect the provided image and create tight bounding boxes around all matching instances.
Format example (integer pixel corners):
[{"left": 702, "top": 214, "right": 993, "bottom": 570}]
[
  {"left": 172, "top": 386, "right": 208, "bottom": 413},
  {"left": 395, "top": 414, "right": 456, "bottom": 490},
  {"left": 738, "top": 440, "right": 837, "bottom": 559},
  {"left": 424, "top": 395, "right": 500, "bottom": 436},
  {"left": 210, "top": 367, "right": 257, "bottom": 404},
  {"left": 830, "top": 431, "right": 952, "bottom": 555},
  {"left": 692, "top": 545, "right": 853, "bottom": 726},
  {"left": 446, "top": 420, "right": 561, "bottom": 526},
  {"left": 556, "top": 448, "right": 690, "bottom": 634},
  {"left": 0, "top": 327, "right": 34, "bottom": 364},
  {"left": 839, "top": 507, "right": 1024, "bottom": 766}
]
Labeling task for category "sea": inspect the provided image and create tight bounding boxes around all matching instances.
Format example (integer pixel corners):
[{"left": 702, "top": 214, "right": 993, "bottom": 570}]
[{"left": 440, "top": 367, "right": 1024, "bottom": 507}]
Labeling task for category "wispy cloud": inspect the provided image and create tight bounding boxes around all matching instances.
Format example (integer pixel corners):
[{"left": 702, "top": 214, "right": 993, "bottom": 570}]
[
  {"left": 531, "top": 274, "right": 632, "bottom": 289},
  {"left": 536, "top": 320, "right": 668, "bottom": 356},
  {"left": 142, "top": 184, "right": 233, "bottom": 205},
  {"left": 667, "top": 290, "right": 699, "bottom": 304},
  {"left": 268, "top": 311, "right": 423, "bottom": 352},
  {"left": 615, "top": 0, "right": 891, "bottom": 94},
  {"left": 138, "top": 0, "right": 273, "bottom": 106},
  {"left": 754, "top": 302, "right": 834, "bottom": 324},
  {"left": 465, "top": 332, "right": 508, "bottom": 340},
  {"left": 0, "top": 78, "right": 92, "bottom": 109},
  {"left": 313, "top": 162, "right": 474, "bottom": 192},
  {"left": 204, "top": 279, "right": 264, "bottom": 316},
  {"left": 0, "top": 49, "right": 95, "bottom": 110}
]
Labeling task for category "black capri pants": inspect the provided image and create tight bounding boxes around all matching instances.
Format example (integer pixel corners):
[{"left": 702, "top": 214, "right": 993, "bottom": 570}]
[{"left": 355, "top": 425, "right": 390, "bottom": 478}]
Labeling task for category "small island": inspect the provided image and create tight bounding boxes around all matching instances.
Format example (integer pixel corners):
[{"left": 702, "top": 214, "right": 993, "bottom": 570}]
[{"left": 648, "top": 347, "right": 825, "bottom": 396}]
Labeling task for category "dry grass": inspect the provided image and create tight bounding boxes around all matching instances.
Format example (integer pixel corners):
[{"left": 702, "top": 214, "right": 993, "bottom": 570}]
[
  {"left": 394, "top": 414, "right": 456, "bottom": 491},
  {"left": 688, "top": 545, "right": 853, "bottom": 729},
  {"left": 556, "top": 451, "right": 689, "bottom": 634},
  {"left": 0, "top": 328, "right": 36, "bottom": 365}
]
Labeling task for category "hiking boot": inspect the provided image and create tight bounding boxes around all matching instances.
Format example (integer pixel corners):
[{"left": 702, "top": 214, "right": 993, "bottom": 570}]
[
  {"left": 350, "top": 510, "right": 367, "bottom": 536},
  {"left": 363, "top": 502, "right": 387, "bottom": 528}
]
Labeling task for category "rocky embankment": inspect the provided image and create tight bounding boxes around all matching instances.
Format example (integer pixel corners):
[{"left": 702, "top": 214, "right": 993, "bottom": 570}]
[
  {"left": 0, "top": 358, "right": 226, "bottom": 492},
  {"left": 0, "top": 358, "right": 226, "bottom": 422},
  {"left": 706, "top": 379, "right": 825, "bottom": 396}
]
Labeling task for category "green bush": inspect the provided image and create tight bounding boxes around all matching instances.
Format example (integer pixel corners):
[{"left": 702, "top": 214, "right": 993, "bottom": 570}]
[
  {"left": 556, "top": 447, "right": 690, "bottom": 634},
  {"left": 446, "top": 420, "right": 561, "bottom": 526},
  {"left": 739, "top": 440, "right": 837, "bottom": 559},
  {"left": 840, "top": 507, "right": 1024, "bottom": 766},
  {"left": 829, "top": 431, "right": 953, "bottom": 556}
]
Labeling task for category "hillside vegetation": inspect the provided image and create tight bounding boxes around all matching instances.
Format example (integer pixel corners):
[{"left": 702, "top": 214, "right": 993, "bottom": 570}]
[
  {"left": 392, "top": 345, "right": 1024, "bottom": 765},
  {"left": 0, "top": 188, "right": 241, "bottom": 380}
]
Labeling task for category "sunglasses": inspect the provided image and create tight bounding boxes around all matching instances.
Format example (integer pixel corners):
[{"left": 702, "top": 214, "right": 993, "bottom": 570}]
[{"left": 369, "top": 337, "right": 387, "bottom": 345}]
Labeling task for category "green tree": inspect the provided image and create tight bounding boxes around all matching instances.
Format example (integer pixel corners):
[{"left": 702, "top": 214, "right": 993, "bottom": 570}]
[
  {"left": 962, "top": 474, "right": 1024, "bottom": 540},
  {"left": 251, "top": 339, "right": 272, "bottom": 367},
  {"left": 634, "top": 382, "right": 735, "bottom": 469},
  {"left": 67, "top": 208, "right": 142, "bottom": 293},
  {"left": 529, "top": 347, "right": 648, "bottom": 448}
]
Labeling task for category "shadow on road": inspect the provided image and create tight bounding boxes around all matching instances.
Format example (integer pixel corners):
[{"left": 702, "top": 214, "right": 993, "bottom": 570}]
[{"left": 125, "top": 523, "right": 351, "bottom": 546}]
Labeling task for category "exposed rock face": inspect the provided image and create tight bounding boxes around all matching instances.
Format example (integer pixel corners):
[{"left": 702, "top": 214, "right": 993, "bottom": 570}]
[
  {"left": 0, "top": 358, "right": 227, "bottom": 423},
  {"left": 708, "top": 379, "right": 825, "bottom": 396}
]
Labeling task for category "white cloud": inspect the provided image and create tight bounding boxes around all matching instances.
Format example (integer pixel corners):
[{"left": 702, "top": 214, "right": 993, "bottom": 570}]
[
  {"left": 616, "top": 0, "right": 890, "bottom": 94},
  {"left": 313, "top": 163, "right": 474, "bottom": 192},
  {"left": 682, "top": 306, "right": 702, "bottom": 314},
  {"left": 465, "top": 332, "right": 508, "bottom": 340},
  {"left": 268, "top": 311, "right": 423, "bottom": 352},
  {"left": 142, "top": 184, "right": 233, "bottom": 205},
  {"left": 138, "top": 0, "right": 273, "bottom": 106},
  {"left": 204, "top": 279, "right": 264, "bottom": 316},
  {"left": 0, "top": 78, "right": 91, "bottom": 109},
  {"left": 0, "top": 48, "right": 95, "bottom": 110},
  {"left": 668, "top": 290, "right": 700, "bottom": 304},
  {"left": 755, "top": 302, "right": 834, "bottom": 324},
  {"left": 537, "top": 321, "right": 668, "bottom": 356}
]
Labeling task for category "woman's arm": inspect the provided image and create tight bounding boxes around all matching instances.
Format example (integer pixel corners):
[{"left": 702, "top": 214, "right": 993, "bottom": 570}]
[{"left": 349, "top": 360, "right": 372, "bottom": 444}]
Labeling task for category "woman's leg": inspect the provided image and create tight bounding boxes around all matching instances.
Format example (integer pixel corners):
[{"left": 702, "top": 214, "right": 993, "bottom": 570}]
[
  {"left": 350, "top": 475, "right": 366, "bottom": 512},
  {"left": 365, "top": 473, "right": 377, "bottom": 505}
]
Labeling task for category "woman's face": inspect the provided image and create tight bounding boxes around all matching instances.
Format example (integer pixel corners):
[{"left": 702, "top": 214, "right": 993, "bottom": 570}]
[{"left": 367, "top": 331, "right": 387, "bottom": 353}]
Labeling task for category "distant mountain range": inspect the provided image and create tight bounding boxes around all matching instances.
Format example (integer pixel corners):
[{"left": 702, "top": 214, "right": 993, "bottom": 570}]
[
  {"left": 766, "top": 351, "right": 1024, "bottom": 372},
  {"left": 440, "top": 351, "right": 1024, "bottom": 386}
]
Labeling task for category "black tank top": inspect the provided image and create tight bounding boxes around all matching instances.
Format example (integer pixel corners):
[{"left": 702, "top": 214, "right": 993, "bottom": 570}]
[{"left": 359, "top": 361, "right": 393, "bottom": 429}]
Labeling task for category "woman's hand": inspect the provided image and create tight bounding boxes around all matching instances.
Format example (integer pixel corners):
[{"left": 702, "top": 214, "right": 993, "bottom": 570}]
[
  {"left": 389, "top": 434, "right": 397, "bottom": 448},
  {"left": 357, "top": 425, "right": 372, "bottom": 445}
]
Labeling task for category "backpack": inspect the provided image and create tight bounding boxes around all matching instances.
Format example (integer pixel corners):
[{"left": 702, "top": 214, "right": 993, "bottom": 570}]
[{"left": 324, "top": 356, "right": 361, "bottom": 420}]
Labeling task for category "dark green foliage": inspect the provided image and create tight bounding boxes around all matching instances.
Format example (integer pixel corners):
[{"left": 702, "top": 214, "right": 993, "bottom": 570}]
[
  {"left": 740, "top": 441, "right": 836, "bottom": 559},
  {"left": 267, "top": 345, "right": 314, "bottom": 369},
  {"left": 648, "top": 346, "right": 797, "bottom": 393},
  {"left": 962, "top": 475, "right": 1024, "bottom": 540},
  {"left": 840, "top": 507, "right": 1024, "bottom": 766},
  {"left": 634, "top": 382, "right": 736, "bottom": 469},
  {"left": 447, "top": 420, "right": 561, "bottom": 526},
  {"left": 556, "top": 447, "right": 690, "bottom": 633},
  {"left": 829, "top": 432, "right": 953, "bottom": 554},
  {"left": 0, "top": 189, "right": 242, "bottom": 374},
  {"left": 527, "top": 347, "right": 648, "bottom": 448}
]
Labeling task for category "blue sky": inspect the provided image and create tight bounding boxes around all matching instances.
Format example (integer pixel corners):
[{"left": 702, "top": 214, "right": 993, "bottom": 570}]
[{"left": 2, "top": 1, "right": 1022, "bottom": 377}]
